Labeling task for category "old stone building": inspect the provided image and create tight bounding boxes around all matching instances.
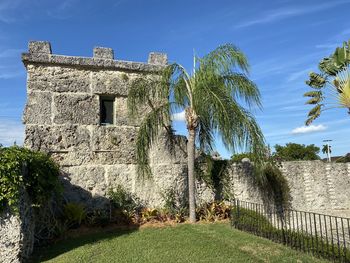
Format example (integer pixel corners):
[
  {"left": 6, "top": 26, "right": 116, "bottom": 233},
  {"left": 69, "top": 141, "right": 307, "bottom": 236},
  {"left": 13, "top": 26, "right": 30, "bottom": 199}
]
[
  {"left": 22, "top": 41, "right": 190, "bottom": 208},
  {"left": 22, "top": 41, "right": 350, "bottom": 213}
]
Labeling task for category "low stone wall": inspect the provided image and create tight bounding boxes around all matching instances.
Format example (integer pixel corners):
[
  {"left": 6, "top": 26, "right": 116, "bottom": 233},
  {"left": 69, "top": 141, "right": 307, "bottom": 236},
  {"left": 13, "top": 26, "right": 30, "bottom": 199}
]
[{"left": 0, "top": 191, "right": 35, "bottom": 263}]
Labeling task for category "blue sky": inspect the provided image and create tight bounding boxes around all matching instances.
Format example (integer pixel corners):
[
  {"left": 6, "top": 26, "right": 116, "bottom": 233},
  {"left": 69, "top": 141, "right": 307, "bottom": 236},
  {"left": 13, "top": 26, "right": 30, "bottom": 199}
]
[{"left": 1, "top": 0, "right": 350, "bottom": 159}]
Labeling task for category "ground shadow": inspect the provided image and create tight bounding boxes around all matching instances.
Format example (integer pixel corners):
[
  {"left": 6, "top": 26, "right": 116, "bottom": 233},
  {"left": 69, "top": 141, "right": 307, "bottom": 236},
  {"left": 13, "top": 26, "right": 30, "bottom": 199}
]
[{"left": 29, "top": 172, "right": 140, "bottom": 263}]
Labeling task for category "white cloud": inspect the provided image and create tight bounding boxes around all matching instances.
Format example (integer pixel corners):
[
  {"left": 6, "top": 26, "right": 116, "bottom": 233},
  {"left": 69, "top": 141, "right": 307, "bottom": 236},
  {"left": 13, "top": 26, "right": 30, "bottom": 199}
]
[
  {"left": 171, "top": 111, "right": 186, "bottom": 122},
  {"left": 235, "top": 1, "right": 350, "bottom": 29},
  {"left": 291, "top": 124, "right": 327, "bottom": 135}
]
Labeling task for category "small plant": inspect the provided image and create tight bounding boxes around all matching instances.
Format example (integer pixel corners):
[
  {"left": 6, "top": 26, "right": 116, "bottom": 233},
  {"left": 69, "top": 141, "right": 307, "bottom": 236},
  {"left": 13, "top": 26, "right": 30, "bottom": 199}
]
[
  {"left": 140, "top": 208, "right": 159, "bottom": 223},
  {"left": 161, "top": 187, "right": 188, "bottom": 222},
  {"left": 63, "top": 203, "right": 86, "bottom": 228},
  {"left": 108, "top": 185, "right": 143, "bottom": 224},
  {"left": 196, "top": 201, "right": 232, "bottom": 222}
]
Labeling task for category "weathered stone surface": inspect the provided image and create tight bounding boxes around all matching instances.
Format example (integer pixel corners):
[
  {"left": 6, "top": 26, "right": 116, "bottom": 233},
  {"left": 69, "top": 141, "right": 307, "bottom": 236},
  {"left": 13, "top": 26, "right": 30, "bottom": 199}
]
[
  {"left": 24, "top": 124, "right": 90, "bottom": 152},
  {"left": 22, "top": 53, "right": 166, "bottom": 72},
  {"left": 90, "top": 126, "right": 137, "bottom": 164},
  {"left": 148, "top": 52, "right": 168, "bottom": 65},
  {"left": 23, "top": 91, "right": 52, "bottom": 125},
  {"left": 27, "top": 65, "right": 91, "bottom": 93},
  {"left": 93, "top": 47, "right": 114, "bottom": 59},
  {"left": 29, "top": 41, "right": 51, "bottom": 54},
  {"left": 53, "top": 94, "right": 99, "bottom": 125},
  {"left": 91, "top": 70, "right": 136, "bottom": 96},
  {"left": 61, "top": 166, "right": 108, "bottom": 208},
  {"left": 0, "top": 191, "right": 35, "bottom": 263}
]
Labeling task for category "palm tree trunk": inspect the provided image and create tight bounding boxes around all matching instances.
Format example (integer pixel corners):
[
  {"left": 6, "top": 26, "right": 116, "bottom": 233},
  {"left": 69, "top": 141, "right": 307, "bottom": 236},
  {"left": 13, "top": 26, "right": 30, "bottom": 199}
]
[{"left": 187, "top": 128, "right": 196, "bottom": 223}]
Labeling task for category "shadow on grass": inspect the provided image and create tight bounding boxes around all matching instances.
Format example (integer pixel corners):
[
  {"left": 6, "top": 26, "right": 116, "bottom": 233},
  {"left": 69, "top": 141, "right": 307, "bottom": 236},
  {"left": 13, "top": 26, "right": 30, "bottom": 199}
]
[
  {"left": 30, "top": 224, "right": 140, "bottom": 262},
  {"left": 30, "top": 171, "right": 141, "bottom": 263}
]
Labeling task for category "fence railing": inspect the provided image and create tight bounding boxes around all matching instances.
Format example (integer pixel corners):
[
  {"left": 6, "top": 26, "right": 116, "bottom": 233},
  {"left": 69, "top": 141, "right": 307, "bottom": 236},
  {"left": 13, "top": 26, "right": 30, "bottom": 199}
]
[{"left": 231, "top": 199, "right": 350, "bottom": 262}]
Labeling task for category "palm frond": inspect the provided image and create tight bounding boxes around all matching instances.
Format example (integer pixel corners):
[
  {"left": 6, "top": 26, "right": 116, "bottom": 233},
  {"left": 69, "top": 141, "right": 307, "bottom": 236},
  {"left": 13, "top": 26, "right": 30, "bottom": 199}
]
[
  {"left": 135, "top": 102, "right": 172, "bottom": 178},
  {"left": 200, "top": 43, "right": 249, "bottom": 74}
]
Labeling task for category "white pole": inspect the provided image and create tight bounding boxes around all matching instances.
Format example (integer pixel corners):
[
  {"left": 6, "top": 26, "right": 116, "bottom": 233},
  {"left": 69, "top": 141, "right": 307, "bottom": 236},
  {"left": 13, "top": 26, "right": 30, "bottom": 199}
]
[{"left": 327, "top": 143, "right": 331, "bottom": 162}]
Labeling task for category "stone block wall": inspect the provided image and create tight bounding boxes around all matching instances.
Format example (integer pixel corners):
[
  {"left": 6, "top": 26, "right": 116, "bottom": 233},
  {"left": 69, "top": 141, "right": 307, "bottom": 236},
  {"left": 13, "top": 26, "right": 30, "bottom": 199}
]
[{"left": 22, "top": 41, "right": 189, "bottom": 208}]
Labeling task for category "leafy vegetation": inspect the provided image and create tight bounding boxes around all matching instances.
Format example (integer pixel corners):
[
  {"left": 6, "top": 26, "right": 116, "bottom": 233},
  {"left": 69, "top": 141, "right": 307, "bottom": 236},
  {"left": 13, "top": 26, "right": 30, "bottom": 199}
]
[
  {"left": 304, "top": 40, "right": 350, "bottom": 125},
  {"left": 232, "top": 206, "right": 350, "bottom": 262},
  {"left": 273, "top": 143, "right": 320, "bottom": 161},
  {"left": 128, "top": 43, "right": 266, "bottom": 222},
  {"left": 108, "top": 185, "right": 143, "bottom": 224},
  {"left": 0, "top": 146, "right": 62, "bottom": 213},
  {"left": 31, "top": 223, "right": 326, "bottom": 263}
]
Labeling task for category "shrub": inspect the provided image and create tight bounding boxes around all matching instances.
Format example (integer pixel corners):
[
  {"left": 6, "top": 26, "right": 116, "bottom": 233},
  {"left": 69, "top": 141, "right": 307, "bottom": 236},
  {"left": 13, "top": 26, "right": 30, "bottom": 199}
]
[
  {"left": 108, "top": 185, "right": 143, "bottom": 224},
  {"left": 0, "top": 146, "right": 62, "bottom": 213},
  {"left": 196, "top": 201, "right": 232, "bottom": 222}
]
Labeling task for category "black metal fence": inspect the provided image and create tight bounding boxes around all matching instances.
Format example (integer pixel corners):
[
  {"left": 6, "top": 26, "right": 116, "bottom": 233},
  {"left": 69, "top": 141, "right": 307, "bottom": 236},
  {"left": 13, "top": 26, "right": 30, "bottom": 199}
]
[{"left": 231, "top": 199, "right": 350, "bottom": 262}]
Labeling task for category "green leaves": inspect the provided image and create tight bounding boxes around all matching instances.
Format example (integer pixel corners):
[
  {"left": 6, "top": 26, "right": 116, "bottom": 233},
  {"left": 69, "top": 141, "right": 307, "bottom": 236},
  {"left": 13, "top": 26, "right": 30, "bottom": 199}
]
[
  {"left": 304, "top": 39, "right": 350, "bottom": 125},
  {"left": 0, "top": 146, "right": 62, "bottom": 213}
]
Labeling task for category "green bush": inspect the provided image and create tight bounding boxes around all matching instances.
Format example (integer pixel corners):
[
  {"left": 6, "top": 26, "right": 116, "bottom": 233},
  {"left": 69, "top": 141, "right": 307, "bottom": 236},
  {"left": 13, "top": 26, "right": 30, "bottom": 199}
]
[
  {"left": 231, "top": 206, "right": 350, "bottom": 262},
  {"left": 108, "top": 185, "right": 143, "bottom": 224},
  {"left": 0, "top": 146, "right": 62, "bottom": 213}
]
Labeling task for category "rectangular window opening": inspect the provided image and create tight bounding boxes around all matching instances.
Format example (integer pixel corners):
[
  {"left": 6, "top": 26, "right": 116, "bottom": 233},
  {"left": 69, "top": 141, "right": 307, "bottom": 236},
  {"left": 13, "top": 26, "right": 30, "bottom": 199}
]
[{"left": 100, "top": 96, "right": 115, "bottom": 125}]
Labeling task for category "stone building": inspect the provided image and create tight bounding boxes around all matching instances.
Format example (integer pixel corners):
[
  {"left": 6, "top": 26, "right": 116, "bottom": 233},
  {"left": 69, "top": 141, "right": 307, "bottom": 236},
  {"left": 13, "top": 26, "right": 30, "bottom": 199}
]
[{"left": 22, "top": 41, "right": 189, "bottom": 208}]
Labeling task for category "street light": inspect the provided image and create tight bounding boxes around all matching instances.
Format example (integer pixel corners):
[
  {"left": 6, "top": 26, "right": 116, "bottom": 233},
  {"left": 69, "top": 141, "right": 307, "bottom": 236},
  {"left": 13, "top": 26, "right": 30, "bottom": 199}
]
[{"left": 323, "top": 139, "right": 332, "bottom": 162}]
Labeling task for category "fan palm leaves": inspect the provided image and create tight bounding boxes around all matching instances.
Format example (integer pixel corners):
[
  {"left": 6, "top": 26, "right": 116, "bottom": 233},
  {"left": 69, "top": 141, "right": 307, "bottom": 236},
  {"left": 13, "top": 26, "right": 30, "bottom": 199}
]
[
  {"left": 305, "top": 40, "right": 350, "bottom": 125},
  {"left": 128, "top": 44, "right": 265, "bottom": 222}
]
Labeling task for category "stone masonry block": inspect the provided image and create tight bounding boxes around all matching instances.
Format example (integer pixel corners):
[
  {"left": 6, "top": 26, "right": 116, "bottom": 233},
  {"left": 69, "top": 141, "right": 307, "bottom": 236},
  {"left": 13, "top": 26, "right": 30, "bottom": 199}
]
[
  {"left": 53, "top": 94, "right": 99, "bottom": 125},
  {"left": 24, "top": 124, "right": 90, "bottom": 152},
  {"left": 91, "top": 70, "right": 135, "bottom": 96},
  {"left": 90, "top": 126, "right": 137, "bottom": 164},
  {"left": 93, "top": 47, "right": 114, "bottom": 59},
  {"left": 148, "top": 52, "right": 167, "bottom": 65},
  {"left": 27, "top": 65, "right": 90, "bottom": 93},
  {"left": 61, "top": 166, "right": 108, "bottom": 208},
  {"left": 23, "top": 91, "right": 52, "bottom": 125},
  {"left": 29, "top": 41, "right": 52, "bottom": 54}
]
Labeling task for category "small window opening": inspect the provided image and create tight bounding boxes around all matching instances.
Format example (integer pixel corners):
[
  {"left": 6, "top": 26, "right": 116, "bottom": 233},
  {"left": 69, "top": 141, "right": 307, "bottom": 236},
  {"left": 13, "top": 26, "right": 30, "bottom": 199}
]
[{"left": 100, "top": 96, "right": 115, "bottom": 125}]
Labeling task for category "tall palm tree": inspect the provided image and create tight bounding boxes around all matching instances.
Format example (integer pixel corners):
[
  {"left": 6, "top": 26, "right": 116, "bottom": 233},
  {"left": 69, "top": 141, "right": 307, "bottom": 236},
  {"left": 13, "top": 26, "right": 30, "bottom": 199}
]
[
  {"left": 128, "top": 44, "right": 266, "bottom": 223},
  {"left": 304, "top": 40, "right": 350, "bottom": 125}
]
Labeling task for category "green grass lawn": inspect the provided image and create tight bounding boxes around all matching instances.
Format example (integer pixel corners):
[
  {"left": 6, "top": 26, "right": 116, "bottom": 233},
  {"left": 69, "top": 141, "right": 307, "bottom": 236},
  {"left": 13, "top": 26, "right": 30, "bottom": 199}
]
[{"left": 31, "top": 222, "right": 327, "bottom": 263}]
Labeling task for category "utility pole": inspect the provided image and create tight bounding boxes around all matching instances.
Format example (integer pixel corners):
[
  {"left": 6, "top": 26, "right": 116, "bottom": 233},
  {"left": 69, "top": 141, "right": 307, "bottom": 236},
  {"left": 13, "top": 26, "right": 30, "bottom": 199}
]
[{"left": 323, "top": 139, "right": 332, "bottom": 162}]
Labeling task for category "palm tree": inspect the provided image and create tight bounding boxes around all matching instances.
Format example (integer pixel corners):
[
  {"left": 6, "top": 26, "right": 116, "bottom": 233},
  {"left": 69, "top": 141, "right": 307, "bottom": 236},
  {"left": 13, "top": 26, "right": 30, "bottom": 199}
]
[
  {"left": 128, "top": 44, "right": 266, "bottom": 223},
  {"left": 304, "top": 40, "right": 350, "bottom": 125}
]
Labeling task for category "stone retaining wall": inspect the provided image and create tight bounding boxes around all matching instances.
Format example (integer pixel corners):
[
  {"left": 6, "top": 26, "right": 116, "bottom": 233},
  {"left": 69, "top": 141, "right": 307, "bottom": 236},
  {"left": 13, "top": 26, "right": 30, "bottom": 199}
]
[{"left": 0, "top": 191, "right": 35, "bottom": 263}]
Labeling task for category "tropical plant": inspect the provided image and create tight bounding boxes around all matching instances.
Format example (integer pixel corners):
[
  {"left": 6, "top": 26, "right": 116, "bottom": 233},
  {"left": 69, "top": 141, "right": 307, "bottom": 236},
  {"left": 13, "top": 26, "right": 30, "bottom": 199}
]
[
  {"left": 304, "top": 40, "right": 350, "bottom": 125},
  {"left": 128, "top": 44, "right": 266, "bottom": 223}
]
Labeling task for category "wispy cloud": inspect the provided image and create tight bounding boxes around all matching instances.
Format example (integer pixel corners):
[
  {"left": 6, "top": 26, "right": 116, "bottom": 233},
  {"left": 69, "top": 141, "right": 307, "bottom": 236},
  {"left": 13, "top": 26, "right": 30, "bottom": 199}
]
[
  {"left": 235, "top": 1, "right": 350, "bottom": 29},
  {"left": 171, "top": 111, "right": 186, "bottom": 122},
  {"left": 291, "top": 124, "right": 327, "bottom": 135},
  {"left": 287, "top": 68, "right": 312, "bottom": 82},
  {"left": 0, "top": 71, "right": 23, "bottom": 79},
  {"left": 47, "top": 0, "right": 79, "bottom": 19}
]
